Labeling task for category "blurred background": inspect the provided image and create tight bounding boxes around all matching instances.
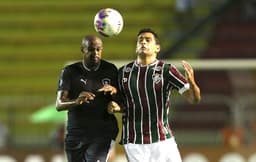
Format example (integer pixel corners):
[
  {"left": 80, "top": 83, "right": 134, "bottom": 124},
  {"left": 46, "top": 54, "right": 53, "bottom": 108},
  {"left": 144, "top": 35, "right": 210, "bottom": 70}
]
[{"left": 0, "top": 0, "right": 256, "bottom": 161}]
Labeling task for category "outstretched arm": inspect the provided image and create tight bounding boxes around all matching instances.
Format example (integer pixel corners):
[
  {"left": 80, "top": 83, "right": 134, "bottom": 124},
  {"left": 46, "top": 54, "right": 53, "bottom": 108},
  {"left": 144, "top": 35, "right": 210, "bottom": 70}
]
[
  {"left": 56, "top": 90, "right": 95, "bottom": 111},
  {"left": 182, "top": 60, "right": 201, "bottom": 104}
]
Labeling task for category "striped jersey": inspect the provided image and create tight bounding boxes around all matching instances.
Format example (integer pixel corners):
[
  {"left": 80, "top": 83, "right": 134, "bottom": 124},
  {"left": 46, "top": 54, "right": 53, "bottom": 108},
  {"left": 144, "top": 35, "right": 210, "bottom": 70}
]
[{"left": 118, "top": 60, "right": 189, "bottom": 144}]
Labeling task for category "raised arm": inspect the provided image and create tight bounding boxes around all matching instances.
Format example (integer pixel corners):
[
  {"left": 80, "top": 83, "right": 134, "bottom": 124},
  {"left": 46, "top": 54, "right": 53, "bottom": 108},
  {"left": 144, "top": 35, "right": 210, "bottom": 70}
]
[{"left": 182, "top": 60, "right": 201, "bottom": 104}]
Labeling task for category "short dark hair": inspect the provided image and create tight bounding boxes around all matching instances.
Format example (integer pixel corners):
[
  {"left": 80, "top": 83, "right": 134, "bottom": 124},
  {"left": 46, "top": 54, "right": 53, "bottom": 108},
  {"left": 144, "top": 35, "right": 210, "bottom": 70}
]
[{"left": 137, "top": 28, "right": 160, "bottom": 45}]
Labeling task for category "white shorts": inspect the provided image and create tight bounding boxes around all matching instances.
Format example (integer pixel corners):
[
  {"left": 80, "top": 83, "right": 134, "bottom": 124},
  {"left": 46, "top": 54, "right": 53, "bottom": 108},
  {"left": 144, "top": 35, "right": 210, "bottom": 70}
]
[{"left": 124, "top": 137, "right": 182, "bottom": 162}]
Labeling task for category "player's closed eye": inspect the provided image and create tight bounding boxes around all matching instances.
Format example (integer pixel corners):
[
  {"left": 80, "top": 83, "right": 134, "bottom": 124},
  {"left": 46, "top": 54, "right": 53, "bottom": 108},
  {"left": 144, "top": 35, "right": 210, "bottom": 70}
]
[
  {"left": 88, "top": 47, "right": 102, "bottom": 52},
  {"left": 138, "top": 37, "right": 151, "bottom": 43}
]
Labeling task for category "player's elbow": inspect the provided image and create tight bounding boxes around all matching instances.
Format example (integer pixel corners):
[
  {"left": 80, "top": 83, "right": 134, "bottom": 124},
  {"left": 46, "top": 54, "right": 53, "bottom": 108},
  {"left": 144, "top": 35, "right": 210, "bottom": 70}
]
[
  {"left": 191, "top": 90, "right": 201, "bottom": 104},
  {"left": 193, "top": 95, "right": 201, "bottom": 104},
  {"left": 190, "top": 87, "right": 201, "bottom": 104},
  {"left": 55, "top": 102, "right": 63, "bottom": 112},
  {"left": 186, "top": 93, "right": 201, "bottom": 104}
]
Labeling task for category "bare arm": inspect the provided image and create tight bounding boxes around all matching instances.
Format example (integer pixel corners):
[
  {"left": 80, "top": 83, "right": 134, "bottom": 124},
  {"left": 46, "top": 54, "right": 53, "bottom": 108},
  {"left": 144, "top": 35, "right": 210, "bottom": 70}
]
[
  {"left": 182, "top": 60, "right": 201, "bottom": 104},
  {"left": 56, "top": 90, "right": 95, "bottom": 111}
]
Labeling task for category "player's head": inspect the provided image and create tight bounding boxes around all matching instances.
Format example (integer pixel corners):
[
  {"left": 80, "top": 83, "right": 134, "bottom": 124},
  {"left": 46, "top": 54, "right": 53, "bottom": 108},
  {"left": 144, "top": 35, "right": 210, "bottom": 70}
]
[
  {"left": 137, "top": 28, "right": 160, "bottom": 45},
  {"left": 136, "top": 28, "right": 160, "bottom": 56},
  {"left": 81, "top": 35, "right": 103, "bottom": 66}
]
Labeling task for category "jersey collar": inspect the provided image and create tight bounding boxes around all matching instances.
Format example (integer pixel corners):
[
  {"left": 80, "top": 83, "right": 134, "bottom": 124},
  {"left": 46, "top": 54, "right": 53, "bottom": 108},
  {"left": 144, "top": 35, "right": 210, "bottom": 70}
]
[
  {"left": 134, "top": 59, "right": 158, "bottom": 67},
  {"left": 82, "top": 60, "right": 101, "bottom": 71}
]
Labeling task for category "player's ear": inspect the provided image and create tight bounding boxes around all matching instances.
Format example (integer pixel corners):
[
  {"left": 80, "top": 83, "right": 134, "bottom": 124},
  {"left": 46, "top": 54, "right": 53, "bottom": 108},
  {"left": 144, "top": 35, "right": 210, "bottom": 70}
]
[
  {"left": 81, "top": 46, "right": 87, "bottom": 53},
  {"left": 155, "top": 44, "right": 160, "bottom": 53}
]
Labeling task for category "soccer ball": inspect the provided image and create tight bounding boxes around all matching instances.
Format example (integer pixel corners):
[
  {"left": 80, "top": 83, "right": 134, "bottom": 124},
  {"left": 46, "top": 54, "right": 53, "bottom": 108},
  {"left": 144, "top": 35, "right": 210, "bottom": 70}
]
[{"left": 94, "top": 8, "right": 123, "bottom": 37}]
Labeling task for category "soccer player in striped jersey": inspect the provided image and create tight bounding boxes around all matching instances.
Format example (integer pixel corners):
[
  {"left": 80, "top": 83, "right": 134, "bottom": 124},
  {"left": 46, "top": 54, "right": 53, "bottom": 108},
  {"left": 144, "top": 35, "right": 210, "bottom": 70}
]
[{"left": 108, "top": 28, "right": 201, "bottom": 162}]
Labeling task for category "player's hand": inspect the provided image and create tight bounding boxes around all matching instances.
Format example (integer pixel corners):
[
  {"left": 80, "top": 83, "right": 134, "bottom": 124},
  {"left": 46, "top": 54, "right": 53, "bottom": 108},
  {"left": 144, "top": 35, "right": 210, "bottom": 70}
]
[
  {"left": 98, "top": 85, "right": 117, "bottom": 95},
  {"left": 76, "top": 91, "right": 95, "bottom": 104},
  {"left": 107, "top": 101, "right": 121, "bottom": 114},
  {"left": 182, "top": 60, "right": 201, "bottom": 104},
  {"left": 182, "top": 60, "right": 195, "bottom": 84}
]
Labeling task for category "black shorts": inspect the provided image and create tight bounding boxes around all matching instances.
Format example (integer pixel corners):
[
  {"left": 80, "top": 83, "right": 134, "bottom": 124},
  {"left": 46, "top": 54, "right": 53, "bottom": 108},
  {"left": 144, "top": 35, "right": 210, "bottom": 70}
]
[{"left": 64, "top": 138, "right": 114, "bottom": 162}]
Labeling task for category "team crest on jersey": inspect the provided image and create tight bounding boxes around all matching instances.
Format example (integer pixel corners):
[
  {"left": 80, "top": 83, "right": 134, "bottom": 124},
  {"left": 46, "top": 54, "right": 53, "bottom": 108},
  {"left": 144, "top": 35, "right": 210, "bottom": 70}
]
[
  {"left": 124, "top": 67, "right": 132, "bottom": 73},
  {"left": 152, "top": 73, "right": 161, "bottom": 84},
  {"left": 102, "top": 78, "right": 111, "bottom": 85}
]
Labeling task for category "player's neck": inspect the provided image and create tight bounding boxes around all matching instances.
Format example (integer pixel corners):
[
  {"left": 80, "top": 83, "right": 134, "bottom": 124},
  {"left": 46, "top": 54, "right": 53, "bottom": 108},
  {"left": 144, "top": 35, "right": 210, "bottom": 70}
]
[
  {"left": 137, "top": 55, "right": 157, "bottom": 66},
  {"left": 83, "top": 60, "right": 100, "bottom": 71}
]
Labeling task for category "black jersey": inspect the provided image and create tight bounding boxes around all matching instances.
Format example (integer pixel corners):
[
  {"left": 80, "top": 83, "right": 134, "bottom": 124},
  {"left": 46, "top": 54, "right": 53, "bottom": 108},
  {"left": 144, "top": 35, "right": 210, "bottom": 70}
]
[{"left": 57, "top": 60, "right": 118, "bottom": 142}]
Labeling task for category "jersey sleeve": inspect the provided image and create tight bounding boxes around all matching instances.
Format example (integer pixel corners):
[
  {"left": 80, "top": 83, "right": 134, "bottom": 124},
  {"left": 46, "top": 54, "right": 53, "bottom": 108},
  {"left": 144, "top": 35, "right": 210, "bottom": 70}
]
[
  {"left": 57, "top": 66, "right": 71, "bottom": 91},
  {"left": 167, "top": 64, "right": 190, "bottom": 94},
  {"left": 110, "top": 64, "right": 118, "bottom": 87}
]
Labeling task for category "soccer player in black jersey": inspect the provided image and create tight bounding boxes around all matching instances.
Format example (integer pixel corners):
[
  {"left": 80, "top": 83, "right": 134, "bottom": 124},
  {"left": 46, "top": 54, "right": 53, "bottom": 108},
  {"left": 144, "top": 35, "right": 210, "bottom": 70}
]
[{"left": 56, "top": 35, "right": 120, "bottom": 162}]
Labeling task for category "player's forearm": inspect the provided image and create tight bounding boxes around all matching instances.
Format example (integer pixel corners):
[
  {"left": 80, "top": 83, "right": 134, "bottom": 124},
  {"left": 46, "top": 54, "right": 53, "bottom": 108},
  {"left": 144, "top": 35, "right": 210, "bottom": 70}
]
[
  {"left": 56, "top": 100, "right": 78, "bottom": 111},
  {"left": 189, "top": 81, "right": 201, "bottom": 104},
  {"left": 56, "top": 91, "right": 80, "bottom": 111}
]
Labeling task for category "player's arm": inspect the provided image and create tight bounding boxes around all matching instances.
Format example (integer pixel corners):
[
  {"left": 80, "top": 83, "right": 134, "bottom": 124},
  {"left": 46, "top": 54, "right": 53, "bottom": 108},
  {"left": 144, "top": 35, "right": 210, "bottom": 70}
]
[
  {"left": 98, "top": 85, "right": 125, "bottom": 113},
  {"left": 182, "top": 60, "right": 201, "bottom": 104},
  {"left": 56, "top": 90, "right": 95, "bottom": 111}
]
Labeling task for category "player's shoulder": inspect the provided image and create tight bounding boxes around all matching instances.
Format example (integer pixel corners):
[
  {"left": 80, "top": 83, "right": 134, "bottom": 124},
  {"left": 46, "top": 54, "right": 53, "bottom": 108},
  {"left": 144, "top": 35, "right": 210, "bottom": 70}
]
[
  {"left": 66, "top": 61, "right": 80, "bottom": 67},
  {"left": 63, "top": 61, "right": 82, "bottom": 71},
  {"left": 119, "top": 61, "right": 135, "bottom": 70},
  {"left": 157, "top": 60, "right": 174, "bottom": 68},
  {"left": 155, "top": 60, "right": 179, "bottom": 74},
  {"left": 101, "top": 60, "right": 117, "bottom": 68}
]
